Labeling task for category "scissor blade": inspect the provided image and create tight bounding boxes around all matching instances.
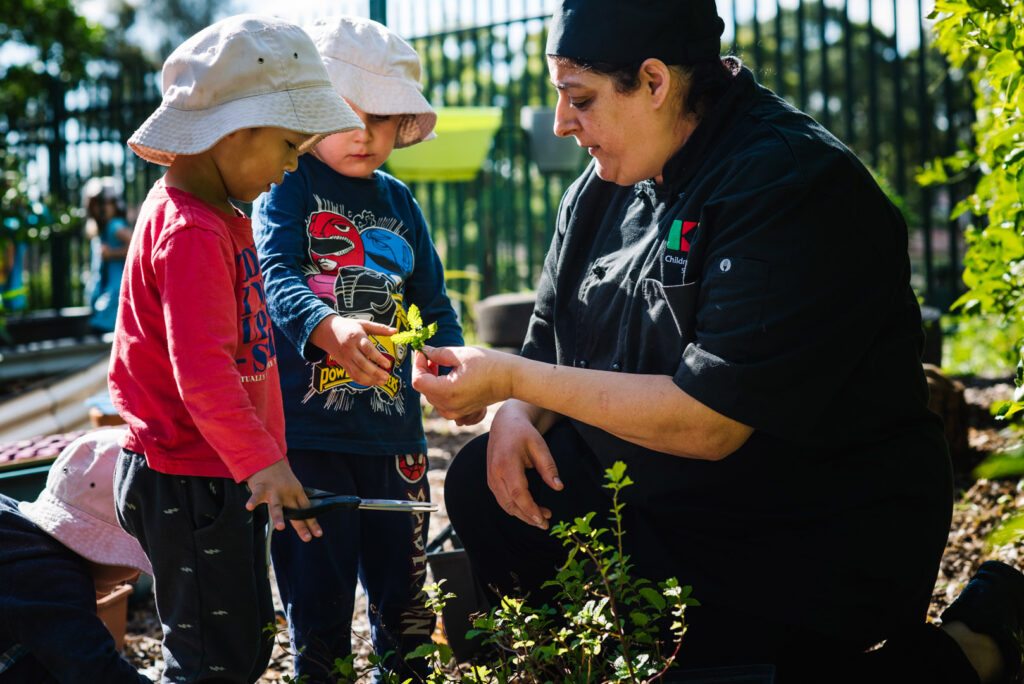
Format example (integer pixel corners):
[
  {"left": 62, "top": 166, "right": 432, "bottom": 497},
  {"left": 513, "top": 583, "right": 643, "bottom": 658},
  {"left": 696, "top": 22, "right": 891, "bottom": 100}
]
[{"left": 358, "top": 499, "right": 438, "bottom": 512}]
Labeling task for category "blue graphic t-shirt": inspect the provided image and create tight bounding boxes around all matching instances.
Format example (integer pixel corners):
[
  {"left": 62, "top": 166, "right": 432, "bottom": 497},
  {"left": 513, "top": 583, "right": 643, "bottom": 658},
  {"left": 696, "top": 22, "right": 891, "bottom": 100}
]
[{"left": 253, "top": 155, "right": 462, "bottom": 455}]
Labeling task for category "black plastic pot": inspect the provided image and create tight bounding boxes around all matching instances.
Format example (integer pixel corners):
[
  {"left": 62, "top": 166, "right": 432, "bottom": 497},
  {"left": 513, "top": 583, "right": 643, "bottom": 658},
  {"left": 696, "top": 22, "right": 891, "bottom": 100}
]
[
  {"left": 520, "top": 106, "right": 587, "bottom": 174},
  {"left": 474, "top": 291, "right": 537, "bottom": 353}
]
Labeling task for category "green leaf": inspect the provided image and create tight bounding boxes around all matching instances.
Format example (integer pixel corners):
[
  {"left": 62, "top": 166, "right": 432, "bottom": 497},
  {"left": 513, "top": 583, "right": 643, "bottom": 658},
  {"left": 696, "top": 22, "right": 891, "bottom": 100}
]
[
  {"left": 933, "top": 0, "right": 976, "bottom": 15},
  {"left": 607, "top": 461, "right": 627, "bottom": 483},
  {"left": 408, "top": 303, "right": 423, "bottom": 329},
  {"left": 986, "top": 512, "right": 1024, "bottom": 547},
  {"left": 973, "top": 443, "right": 1024, "bottom": 478},
  {"left": 389, "top": 304, "right": 437, "bottom": 351},
  {"left": 405, "top": 642, "right": 441, "bottom": 659},
  {"left": 987, "top": 50, "right": 1020, "bottom": 81},
  {"left": 639, "top": 586, "right": 666, "bottom": 611}
]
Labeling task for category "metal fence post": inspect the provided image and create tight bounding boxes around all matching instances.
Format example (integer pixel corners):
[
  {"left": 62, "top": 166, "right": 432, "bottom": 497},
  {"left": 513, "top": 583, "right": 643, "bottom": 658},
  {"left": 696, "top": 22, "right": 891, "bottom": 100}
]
[
  {"left": 369, "top": 0, "right": 387, "bottom": 25},
  {"left": 48, "top": 76, "right": 71, "bottom": 310}
]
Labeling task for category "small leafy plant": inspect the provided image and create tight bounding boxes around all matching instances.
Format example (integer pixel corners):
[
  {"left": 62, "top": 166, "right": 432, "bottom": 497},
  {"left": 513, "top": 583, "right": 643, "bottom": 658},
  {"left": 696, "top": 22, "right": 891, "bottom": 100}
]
[
  {"left": 286, "top": 461, "right": 696, "bottom": 683},
  {"left": 457, "top": 461, "right": 697, "bottom": 683},
  {"left": 391, "top": 303, "right": 437, "bottom": 351}
]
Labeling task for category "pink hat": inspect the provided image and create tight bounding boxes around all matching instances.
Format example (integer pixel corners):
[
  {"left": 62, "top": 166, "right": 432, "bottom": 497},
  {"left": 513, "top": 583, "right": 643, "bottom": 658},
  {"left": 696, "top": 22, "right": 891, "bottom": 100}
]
[
  {"left": 19, "top": 428, "right": 152, "bottom": 576},
  {"left": 305, "top": 16, "right": 437, "bottom": 148}
]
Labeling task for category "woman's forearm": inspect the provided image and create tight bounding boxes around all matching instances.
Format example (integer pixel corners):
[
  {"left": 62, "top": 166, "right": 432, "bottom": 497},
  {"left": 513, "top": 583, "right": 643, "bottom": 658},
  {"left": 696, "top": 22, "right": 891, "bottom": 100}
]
[{"left": 505, "top": 355, "right": 751, "bottom": 460}]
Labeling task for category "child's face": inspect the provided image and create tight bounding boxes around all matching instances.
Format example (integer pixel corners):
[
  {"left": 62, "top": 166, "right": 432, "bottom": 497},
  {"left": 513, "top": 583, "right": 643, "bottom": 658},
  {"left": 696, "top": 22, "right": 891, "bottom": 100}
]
[
  {"left": 87, "top": 197, "right": 118, "bottom": 223},
  {"left": 313, "top": 100, "right": 403, "bottom": 178},
  {"left": 214, "top": 127, "right": 314, "bottom": 202}
]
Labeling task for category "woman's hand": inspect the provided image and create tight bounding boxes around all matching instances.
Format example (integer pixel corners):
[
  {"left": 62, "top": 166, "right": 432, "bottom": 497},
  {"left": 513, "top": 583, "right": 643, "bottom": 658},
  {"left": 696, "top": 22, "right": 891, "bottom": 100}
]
[
  {"left": 411, "top": 345, "right": 514, "bottom": 423},
  {"left": 485, "top": 402, "right": 564, "bottom": 530}
]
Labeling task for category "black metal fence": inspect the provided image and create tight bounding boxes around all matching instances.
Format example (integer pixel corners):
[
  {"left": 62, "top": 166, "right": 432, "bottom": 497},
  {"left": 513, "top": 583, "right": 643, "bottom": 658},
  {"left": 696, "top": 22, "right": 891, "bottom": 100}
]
[{"left": 0, "top": 0, "right": 973, "bottom": 322}]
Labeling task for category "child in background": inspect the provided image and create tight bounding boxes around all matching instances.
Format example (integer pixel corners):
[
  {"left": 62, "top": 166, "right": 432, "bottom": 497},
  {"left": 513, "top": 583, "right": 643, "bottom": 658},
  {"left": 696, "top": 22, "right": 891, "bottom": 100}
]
[
  {"left": 81, "top": 176, "right": 133, "bottom": 427},
  {"left": 108, "top": 14, "right": 362, "bottom": 683},
  {"left": 1, "top": 428, "right": 152, "bottom": 683},
  {"left": 252, "top": 15, "right": 462, "bottom": 682},
  {"left": 81, "top": 176, "right": 133, "bottom": 333}
]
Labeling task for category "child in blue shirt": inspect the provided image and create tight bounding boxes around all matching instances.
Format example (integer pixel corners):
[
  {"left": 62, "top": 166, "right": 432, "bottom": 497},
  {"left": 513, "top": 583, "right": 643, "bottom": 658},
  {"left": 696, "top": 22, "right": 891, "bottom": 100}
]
[
  {"left": 81, "top": 176, "right": 133, "bottom": 333},
  {"left": 252, "top": 15, "right": 461, "bottom": 682}
]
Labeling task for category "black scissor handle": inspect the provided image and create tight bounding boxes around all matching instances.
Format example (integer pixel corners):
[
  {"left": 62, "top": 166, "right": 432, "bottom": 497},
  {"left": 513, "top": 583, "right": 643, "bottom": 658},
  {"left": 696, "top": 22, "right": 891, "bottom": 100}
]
[{"left": 282, "top": 488, "right": 360, "bottom": 520}]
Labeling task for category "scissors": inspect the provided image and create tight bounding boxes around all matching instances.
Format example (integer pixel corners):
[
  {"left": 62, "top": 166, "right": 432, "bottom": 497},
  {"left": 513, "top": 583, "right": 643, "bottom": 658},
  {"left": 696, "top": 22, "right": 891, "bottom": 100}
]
[{"left": 283, "top": 487, "right": 438, "bottom": 520}]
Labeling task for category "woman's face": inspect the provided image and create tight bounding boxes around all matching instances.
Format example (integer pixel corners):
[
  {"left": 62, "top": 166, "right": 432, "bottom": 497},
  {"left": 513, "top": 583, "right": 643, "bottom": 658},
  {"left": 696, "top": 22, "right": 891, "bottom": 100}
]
[{"left": 547, "top": 57, "right": 671, "bottom": 186}]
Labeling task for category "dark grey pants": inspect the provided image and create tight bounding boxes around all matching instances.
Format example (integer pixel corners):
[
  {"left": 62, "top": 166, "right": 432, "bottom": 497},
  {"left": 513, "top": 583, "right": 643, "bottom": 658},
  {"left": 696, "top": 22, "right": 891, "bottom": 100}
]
[{"left": 114, "top": 449, "right": 275, "bottom": 684}]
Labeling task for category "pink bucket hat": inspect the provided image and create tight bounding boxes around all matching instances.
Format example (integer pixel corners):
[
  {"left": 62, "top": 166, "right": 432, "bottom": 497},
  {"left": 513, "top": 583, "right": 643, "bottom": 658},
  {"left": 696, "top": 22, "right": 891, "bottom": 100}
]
[
  {"left": 19, "top": 428, "right": 152, "bottom": 576},
  {"left": 128, "top": 14, "right": 364, "bottom": 166},
  {"left": 305, "top": 16, "right": 437, "bottom": 148}
]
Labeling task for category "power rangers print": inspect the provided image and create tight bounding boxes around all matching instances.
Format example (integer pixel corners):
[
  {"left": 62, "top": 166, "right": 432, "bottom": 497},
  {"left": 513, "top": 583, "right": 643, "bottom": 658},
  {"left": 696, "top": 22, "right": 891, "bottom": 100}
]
[{"left": 302, "top": 202, "right": 415, "bottom": 415}]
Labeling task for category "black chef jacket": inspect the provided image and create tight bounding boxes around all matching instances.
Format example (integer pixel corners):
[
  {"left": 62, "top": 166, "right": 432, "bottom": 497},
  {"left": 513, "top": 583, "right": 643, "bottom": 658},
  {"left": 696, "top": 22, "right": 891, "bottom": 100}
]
[{"left": 520, "top": 67, "right": 952, "bottom": 649}]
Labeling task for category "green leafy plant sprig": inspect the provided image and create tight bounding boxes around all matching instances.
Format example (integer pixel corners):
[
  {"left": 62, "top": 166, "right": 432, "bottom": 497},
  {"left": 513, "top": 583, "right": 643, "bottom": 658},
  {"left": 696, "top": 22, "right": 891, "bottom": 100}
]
[{"left": 391, "top": 303, "right": 437, "bottom": 351}]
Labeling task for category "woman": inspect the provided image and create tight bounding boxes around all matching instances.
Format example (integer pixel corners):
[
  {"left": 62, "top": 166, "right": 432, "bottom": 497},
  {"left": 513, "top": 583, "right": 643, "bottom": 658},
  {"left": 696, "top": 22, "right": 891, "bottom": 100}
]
[{"left": 413, "top": 1, "right": 1023, "bottom": 682}]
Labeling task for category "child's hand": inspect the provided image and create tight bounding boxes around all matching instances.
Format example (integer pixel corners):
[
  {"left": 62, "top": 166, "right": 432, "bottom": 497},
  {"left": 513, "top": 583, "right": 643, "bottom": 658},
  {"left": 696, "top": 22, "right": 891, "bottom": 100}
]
[
  {"left": 245, "top": 460, "right": 322, "bottom": 541},
  {"left": 310, "top": 314, "right": 397, "bottom": 387}
]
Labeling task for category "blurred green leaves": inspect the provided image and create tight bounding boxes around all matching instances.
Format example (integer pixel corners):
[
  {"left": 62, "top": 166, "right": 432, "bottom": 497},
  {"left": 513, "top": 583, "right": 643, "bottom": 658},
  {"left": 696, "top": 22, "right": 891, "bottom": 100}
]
[
  {"left": 921, "top": 0, "right": 1024, "bottom": 415},
  {"left": 0, "top": 0, "right": 107, "bottom": 127},
  {"left": 971, "top": 445, "right": 1024, "bottom": 548}
]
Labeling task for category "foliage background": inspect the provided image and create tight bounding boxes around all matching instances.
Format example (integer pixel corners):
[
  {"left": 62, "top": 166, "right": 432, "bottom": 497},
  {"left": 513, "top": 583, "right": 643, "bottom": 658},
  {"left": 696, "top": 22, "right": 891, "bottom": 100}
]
[{"left": 918, "top": 0, "right": 1024, "bottom": 404}]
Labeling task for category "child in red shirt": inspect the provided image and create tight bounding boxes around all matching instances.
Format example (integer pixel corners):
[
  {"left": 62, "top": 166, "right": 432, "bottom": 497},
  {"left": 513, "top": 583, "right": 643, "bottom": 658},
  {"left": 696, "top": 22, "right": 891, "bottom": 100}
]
[{"left": 108, "top": 14, "right": 362, "bottom": 683}]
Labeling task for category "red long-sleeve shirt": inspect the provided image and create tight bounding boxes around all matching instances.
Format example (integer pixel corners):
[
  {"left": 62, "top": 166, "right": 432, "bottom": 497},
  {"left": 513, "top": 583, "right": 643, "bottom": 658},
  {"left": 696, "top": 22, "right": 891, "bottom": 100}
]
[{"left": 109, "top": 181, "right": 286, "bottom": 482}]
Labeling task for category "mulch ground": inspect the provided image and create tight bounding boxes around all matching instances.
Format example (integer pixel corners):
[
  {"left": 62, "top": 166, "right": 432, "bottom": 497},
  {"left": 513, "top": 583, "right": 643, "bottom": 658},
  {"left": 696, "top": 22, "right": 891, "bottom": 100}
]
[{"left": 116, "top": 379, "right": 1024, "bottom": 681}]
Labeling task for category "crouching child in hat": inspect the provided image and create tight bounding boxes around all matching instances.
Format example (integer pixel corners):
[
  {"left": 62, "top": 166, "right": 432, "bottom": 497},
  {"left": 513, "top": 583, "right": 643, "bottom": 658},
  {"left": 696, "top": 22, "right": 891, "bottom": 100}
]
[
  {"left": 0, "top": 428, "right": 152, "bottom": 683},
  {"left": 108, "top": 14, "right": 364, "bottom": 683},
  {"left": 251, "top": 16, "right": 462, "bottom": 682}
]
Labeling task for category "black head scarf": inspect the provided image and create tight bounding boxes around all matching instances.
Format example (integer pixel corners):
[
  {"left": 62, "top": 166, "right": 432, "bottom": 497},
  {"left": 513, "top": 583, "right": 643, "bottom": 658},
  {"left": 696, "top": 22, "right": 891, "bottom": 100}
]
[{"left": 545, "top": 0, "right": 725, "bottom": 65}]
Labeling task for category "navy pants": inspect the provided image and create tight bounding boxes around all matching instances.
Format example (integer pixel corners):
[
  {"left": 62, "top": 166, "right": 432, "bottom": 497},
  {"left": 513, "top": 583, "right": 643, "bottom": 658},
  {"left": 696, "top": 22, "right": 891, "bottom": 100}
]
[
  {"left": 270, "top": 450, "right": 434, "bottom": 683},
  {"left": 445, "top": 423, "right": 979, "bottom": 684},
  {"left": 114, "top": 449, "right": 275, "bottom": 684}
]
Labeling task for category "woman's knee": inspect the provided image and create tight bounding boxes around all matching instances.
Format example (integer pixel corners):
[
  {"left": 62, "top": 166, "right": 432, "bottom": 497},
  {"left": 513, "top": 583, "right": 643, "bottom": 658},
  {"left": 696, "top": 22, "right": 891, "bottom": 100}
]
[{"left": 444, "top": 432, "right": 492, "bottom": 524}]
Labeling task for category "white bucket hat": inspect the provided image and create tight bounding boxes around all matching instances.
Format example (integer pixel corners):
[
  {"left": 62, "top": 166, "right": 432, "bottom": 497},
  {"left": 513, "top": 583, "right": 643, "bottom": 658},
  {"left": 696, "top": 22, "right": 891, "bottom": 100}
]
[
  {"left": 20, "top": 428, "right": 152, "bottom": 576},
  {"left": 305, "top": 16, "right": 437, "bottom": 148},
  {"left": 128, "top": 14, "right": 364, "bottom": 166}
]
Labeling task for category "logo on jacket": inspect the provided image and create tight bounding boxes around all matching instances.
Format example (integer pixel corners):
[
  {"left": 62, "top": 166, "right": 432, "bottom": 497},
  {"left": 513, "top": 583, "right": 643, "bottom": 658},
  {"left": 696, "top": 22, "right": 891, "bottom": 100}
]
[
  {"left": 397, "top": 453, "right": 427, "bottom": 483},
  {"left": 667, "top": 219, "right": 697, "bottom": 253},
  {"left": 664, "top": 218, "right": 697, "bottom": 268}
]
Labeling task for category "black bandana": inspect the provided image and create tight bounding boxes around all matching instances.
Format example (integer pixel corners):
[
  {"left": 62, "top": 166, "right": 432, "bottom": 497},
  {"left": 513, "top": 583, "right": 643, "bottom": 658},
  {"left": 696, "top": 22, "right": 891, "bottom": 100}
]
[{"left": 545, "top": 0, "right": 725, "bottom": 65}]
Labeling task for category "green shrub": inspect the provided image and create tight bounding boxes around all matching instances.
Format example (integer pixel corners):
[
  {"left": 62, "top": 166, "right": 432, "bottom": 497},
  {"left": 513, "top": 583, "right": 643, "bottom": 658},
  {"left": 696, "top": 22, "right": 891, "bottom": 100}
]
[
  {"left": 280, "top": 462, "right": 698, "bottom": 683},
  {"left": 917, "top": 0, "right": 1024, "bottom": 415}
]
